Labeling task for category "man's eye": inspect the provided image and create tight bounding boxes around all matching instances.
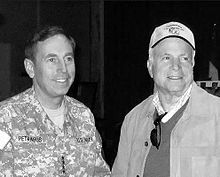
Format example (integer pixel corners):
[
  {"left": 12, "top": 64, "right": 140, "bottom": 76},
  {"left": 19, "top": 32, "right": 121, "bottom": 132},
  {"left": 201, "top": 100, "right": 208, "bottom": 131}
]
[
  {"left": 181, "top": 57, "right": 189, "bottom": 62},
  {"left": 47, "top": 57, "right": 57, "bottom": 62},
  {"left": 162, "top": 56, "right": 170, "bottom": 60},
  {"left": 65, "top": 56, "right": 74, "bottom": 62}
]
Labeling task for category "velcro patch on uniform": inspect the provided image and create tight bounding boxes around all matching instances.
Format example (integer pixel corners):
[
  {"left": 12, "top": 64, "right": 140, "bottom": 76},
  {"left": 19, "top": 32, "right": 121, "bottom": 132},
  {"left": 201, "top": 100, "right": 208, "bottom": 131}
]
[
  {"left": 76, "top": 137, "right": 93, "bottom": 144},
  {"left": 0, "top": 130, "right": 11, "bottom": 150},
  {"left": 17, "top": 135, "right": 43, "bottom": 143}
]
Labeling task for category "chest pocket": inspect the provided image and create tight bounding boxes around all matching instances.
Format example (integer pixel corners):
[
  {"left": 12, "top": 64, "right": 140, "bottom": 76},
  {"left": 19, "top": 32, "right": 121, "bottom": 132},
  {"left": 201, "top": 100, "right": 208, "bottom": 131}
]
[{"left": 192, "top": 156, "right": 220, "bottom": 177}]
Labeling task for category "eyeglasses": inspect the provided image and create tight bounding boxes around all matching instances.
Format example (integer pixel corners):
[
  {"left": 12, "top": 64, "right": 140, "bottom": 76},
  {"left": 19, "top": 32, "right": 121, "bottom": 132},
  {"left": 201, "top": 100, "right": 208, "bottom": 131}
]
[{"left": 150, "top": 112, "right": 166, "bottom": 149}]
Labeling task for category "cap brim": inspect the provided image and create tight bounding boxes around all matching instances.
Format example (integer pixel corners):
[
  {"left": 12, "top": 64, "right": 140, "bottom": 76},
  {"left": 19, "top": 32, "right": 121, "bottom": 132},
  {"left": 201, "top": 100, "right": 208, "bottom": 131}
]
[{"left": 151, "top": 35, "right": 195, "bottom": 50}]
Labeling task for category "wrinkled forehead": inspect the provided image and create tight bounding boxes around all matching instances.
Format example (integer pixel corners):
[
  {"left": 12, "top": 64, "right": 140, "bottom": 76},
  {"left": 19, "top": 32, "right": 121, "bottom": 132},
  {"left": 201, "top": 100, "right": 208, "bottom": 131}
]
[{"left": 149, "top": 37, "right": 195, "bottom": 62}]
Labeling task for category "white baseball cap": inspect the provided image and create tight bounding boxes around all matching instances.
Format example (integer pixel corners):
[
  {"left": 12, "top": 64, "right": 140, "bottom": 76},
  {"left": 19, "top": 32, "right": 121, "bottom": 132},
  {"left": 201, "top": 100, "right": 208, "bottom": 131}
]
[{"left": 149, "top": 21, "right": 195, "bottom": 50}]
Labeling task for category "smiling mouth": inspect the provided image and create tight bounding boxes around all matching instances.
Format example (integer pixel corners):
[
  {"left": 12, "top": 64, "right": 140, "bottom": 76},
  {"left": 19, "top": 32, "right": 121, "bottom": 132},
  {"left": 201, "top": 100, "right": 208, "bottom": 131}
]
[
  {"left": 168, "top": 76, "right": 183, "bottom": 80},
  {"left": 56, "top": 78, "right": 68, "bottom": 83}
]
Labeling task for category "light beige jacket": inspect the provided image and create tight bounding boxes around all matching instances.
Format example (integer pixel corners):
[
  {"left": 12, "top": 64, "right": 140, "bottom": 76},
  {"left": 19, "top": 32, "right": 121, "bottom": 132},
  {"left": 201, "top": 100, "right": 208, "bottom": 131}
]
[{"left": 112, "top": 82, "right": 220, "bottom": 177}]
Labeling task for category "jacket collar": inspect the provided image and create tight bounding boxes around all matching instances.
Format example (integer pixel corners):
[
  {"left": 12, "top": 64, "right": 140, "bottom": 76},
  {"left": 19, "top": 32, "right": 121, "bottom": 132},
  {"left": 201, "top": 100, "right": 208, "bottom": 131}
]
[{"left": 189, "top": 81, "right": 211, "bottom": 117}]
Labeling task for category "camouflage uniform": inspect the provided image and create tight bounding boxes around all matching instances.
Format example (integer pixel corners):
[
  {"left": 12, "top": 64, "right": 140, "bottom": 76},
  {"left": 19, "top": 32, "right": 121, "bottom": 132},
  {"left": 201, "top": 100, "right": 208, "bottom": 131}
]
[{"left": 0, "top": 87, "right": 111, "bottom": 177}]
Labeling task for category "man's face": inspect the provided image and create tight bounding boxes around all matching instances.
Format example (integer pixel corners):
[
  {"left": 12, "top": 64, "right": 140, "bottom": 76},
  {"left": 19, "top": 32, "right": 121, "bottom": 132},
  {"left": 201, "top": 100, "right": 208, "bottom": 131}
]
[
  {"left": 32, "top": 34, "right": 75, "bottom": 99},
  {"left": 147, "top": 37, "right": 194, "bottom": 96}
]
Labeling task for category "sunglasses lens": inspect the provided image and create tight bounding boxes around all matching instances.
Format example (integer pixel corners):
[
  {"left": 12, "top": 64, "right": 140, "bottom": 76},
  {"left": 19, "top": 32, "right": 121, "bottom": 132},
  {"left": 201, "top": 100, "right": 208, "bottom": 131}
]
[
  {"left": 150, "top": 122, "right": 161, "bottom": 149},
  {"left": 150, "top": 128, "right": 158, "bottom": 146},
  {"left": 150, "top": 111, "right": 165, "bottom": 149}
]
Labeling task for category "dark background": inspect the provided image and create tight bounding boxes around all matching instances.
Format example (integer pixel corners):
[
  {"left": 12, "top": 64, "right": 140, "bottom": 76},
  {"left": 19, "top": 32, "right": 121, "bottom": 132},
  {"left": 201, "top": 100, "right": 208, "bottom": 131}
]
[{"left": 0, "top": 0, "right": 220, "bottom": 168}]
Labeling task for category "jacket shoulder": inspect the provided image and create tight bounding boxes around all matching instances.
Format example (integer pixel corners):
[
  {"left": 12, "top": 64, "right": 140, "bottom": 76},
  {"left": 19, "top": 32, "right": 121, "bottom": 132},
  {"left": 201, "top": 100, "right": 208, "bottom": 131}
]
[
  {"left": 122, "top": 95, "right": 154, "bottom": 126},
  {"left": 191, "top": 83, "right": 220, "bottom": 116}
]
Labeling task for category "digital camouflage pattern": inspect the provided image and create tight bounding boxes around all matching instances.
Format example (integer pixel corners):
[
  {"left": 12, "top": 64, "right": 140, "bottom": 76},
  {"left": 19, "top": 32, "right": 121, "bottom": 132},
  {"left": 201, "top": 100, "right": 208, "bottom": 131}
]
[{"left": 0, "top": 87, "right": 111, "bottom": 177}]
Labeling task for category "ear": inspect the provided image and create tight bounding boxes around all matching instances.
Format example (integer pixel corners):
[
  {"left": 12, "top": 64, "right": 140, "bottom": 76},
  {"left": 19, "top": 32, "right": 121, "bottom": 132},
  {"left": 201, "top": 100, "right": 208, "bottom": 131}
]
[
  {"left": 24, "top": 58, "right": 35, "bottom": 78},
  {"left": 147, "top": 59, "right": 153, "bottom": 78},
  {"left": 192, "top": 58, "right": 195, "bottom": 67},
  {"left": 192, "top": 50, "right": 195, "bottom": 67}
]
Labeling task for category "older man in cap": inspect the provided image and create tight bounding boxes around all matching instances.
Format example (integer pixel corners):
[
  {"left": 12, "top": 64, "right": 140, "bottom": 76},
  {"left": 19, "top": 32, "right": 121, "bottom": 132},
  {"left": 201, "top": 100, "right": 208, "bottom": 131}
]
[{"left": 111, "top": 21, "right": 220, "bottom": 177}]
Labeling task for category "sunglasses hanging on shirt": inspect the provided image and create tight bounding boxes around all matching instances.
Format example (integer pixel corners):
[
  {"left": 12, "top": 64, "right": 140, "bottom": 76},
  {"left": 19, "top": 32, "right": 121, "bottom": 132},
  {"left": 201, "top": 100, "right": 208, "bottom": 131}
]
[{"left": 150, "top": 112, "right": 167, "bottom": 149}]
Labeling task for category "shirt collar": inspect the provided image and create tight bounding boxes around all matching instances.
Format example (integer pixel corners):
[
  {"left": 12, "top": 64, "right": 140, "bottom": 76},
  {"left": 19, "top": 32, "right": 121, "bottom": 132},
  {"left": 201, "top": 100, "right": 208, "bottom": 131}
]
[{"left": 153, "top": 84, "right": 192, "bottom": 122}]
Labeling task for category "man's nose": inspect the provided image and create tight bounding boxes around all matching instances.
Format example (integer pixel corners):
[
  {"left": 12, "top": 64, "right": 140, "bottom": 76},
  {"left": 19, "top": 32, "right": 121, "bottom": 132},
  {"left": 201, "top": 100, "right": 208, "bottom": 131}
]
[
  {"left": 171, "top": 58, "right": 181, "bottom": 70},
  {"left": 57, "top": 60, "right": 67, "bottom": 72}
]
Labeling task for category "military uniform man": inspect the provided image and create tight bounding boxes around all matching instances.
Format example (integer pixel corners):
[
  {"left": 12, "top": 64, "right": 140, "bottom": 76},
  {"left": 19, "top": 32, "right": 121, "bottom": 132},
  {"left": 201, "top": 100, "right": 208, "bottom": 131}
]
[{"left": 0, "top": 25, "right": 110, "bottom": 177}]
